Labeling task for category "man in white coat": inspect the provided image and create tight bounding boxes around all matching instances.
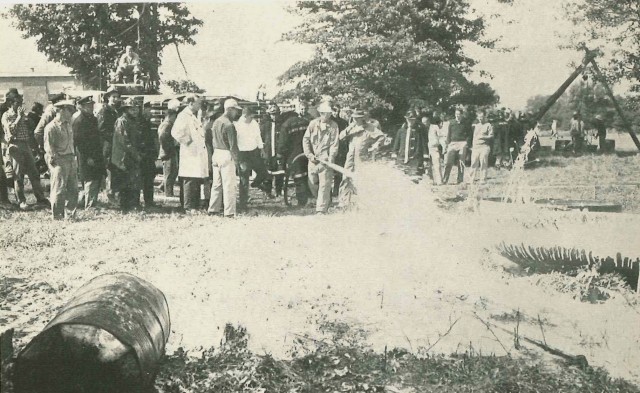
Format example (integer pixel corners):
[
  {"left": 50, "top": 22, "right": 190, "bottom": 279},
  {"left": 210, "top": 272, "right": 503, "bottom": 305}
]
[{"left": 171, "top": 94, "right": 208, "bottom": 211}]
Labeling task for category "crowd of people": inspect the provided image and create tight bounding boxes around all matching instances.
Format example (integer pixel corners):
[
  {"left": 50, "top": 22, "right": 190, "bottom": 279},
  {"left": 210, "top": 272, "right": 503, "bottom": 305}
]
[{"left": 0, "top": 85, "right": 607, "bottom": 220}]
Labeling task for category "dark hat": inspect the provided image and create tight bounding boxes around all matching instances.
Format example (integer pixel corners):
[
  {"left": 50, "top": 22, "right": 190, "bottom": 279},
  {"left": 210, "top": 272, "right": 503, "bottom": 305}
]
[
  {"left": 48, "top": 93, "right": 66, "bottom": 104},
  {"left": 266, "top": 104, "right": 280, "bottom": 114},
  {"left": 405, "top": 110, "right": 417, "bottom": 119},
  {"left": 6, "top": 88, "right": 20, "bottom": 97},
  {"left": 77, "top": 96, "right": 95, "bottom": 105}
]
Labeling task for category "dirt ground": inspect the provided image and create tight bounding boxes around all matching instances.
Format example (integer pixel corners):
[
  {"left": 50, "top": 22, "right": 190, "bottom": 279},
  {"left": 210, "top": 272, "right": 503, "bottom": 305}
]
[{"left": 1, "top": 146, "right": 639, "bottom": 389}]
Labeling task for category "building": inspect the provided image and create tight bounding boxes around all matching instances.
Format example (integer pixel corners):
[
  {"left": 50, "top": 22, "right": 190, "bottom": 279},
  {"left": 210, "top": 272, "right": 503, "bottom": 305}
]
[{"left": 0, "top": 71, "right": 81, "bottom": 108}]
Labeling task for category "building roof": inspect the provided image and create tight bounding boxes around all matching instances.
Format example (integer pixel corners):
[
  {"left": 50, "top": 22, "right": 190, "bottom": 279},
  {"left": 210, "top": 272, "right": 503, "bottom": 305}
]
[{"left": 0, "top": 72, "right": 75, "bottom": 78}]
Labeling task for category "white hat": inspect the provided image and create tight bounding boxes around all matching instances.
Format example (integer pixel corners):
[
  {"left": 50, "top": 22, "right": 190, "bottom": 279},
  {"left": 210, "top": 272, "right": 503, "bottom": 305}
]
[
  {"left": 317, "top": 102, "right": 332, "bottom": 113},
  {"left": 167, "top": 99, "right": 181, "bottom": 112},
  {"left": 54, "top": 99, "right": 76, "bottom": 108},
  {"left": 224, "top": 98, "right": 242, "bottom": 110}
]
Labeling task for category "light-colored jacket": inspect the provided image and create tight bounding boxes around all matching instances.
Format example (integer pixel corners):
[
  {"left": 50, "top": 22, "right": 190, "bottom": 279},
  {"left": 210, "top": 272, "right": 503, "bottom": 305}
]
[
  {"left": 303, "top": 118, "right": 340, "bottom": 163},
  {"left": 428, "top": 123, "right": 448, "bottom": 151},
  {"left": 171, "top": 106, "right": 209, "bottom": 178}
]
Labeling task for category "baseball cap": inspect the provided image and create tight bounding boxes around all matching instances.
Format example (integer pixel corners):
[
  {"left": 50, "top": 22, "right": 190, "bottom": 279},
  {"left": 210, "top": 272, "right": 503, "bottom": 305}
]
[{"left": 224, "top": 98, "right": 242, "bottom": 110}]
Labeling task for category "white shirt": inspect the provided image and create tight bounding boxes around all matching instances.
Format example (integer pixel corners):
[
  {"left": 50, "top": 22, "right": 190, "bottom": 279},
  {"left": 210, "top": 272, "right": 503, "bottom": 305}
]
[{"left": 234, "top": 116, "right": 264, "bottom": 152}]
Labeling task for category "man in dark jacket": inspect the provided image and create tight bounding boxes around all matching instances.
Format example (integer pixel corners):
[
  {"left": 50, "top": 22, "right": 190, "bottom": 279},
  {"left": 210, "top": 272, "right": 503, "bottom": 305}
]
[
  {"left": 593, "top": 114, "right": 607, "bottom": 152},
  {"left": 331, "top": 104, "right": 349, "bottom": 197},
  {"left": 393, "top": 110, "right": 428, "bottom": 183},
  {"left": 110, "top": 98, "right": 141, "bottom": 212},
  {"left": 278, "top": 102, "right": 311, "bottom": 206},
  {"left": 97, "top": 87, "right": 121, "bottom": 201},
  {"left": 158, "top": 99, "right": 180, "bottom": 197},
  {"left": 138, "top": 101, "right": 158, "bottom": 208},
  {"left": 260, "top": 104, "right": 285, "bottom": 197},
  {"left": 73, "top": 96, "right": 106, "bottom": 208}
]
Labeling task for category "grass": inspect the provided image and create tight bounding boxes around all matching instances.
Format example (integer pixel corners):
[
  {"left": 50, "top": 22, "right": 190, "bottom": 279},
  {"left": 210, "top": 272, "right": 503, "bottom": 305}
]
[{"left": 1, "top": 157, "right": 639, "bottom": 390}]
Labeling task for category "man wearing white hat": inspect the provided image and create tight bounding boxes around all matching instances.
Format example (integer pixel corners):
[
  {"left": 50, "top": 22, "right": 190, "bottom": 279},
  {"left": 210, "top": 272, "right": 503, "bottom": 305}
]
[
  {"left": 158, "top": 99, "right": 181, "bottom": 198},
  {"left": 171, "top": 93, "right": 207, "bottom": 211},
  {"left": 208, "top": 98, "right": 242, "bottom": 217},
  {"left": 302, "top": 101, "right": 340, "bottom": 214},
  {"left": 44, "top": 99, "right": 78, "bottom": 219}
]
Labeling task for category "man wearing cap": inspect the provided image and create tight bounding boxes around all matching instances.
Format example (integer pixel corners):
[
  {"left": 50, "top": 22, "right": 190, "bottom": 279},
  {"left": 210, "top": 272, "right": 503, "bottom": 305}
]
[
  {"left": 338, "top": 108, "right": 385, "bottom": 207},
  {"left": 569, "top": 111, "right": 585, "bottom": 155},
  {"left": 442, "top": 108, "right": 471, "bottom": 185},
  {"left": 2, "top": 94, "right": 50, "bottom": 209},
  {"left": 208, "top": 98, "right": 242, "bottom": 217},
  {"left": 73, "top": 96, "right": 106, "bottom": 209},
  {"left": 278, "top": 101, "right": 312, "bottom": 206},
  {"left": 34, "top": 93, "right": 66, "bottom": 153},
  {"left": 393, "top": 109, "right": 428, "bottom": 182},
  {"left": 303, "top": 101, "right": 340, "bottom": 214},
  {"left": 111, "top": 98, "right": 142, "bottom": 212},
  {"left": 260, "top": 104, "right": 286, "bottom": 197},
  {"left": 171, "top": 94, "right": 208, "bottom": 211},
  {"left": 44, "top": 100, "right": 78, "bottom": 219},
  {"left": 235, "top": 106, "right": 272, "bottom": 210},
  {"left": 98, "top": 86, "right": 121, "bottom": 201},
  {"left": 158, "top": 99, "right": 181, "bottom": 198},
  {"left": 116, "top": 45, "right": 141, "bottom": 83}
]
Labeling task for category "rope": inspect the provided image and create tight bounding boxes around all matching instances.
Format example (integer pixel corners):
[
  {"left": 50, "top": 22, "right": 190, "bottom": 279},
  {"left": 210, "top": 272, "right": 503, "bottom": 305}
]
[{"left": 174, "top": 43, "right": 189, "bottom": 79}]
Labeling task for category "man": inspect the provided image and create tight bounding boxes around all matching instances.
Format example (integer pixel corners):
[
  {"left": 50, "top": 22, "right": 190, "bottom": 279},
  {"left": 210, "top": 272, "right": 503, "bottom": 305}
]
[
  {"left": 171, "top": 94, "right": 208, "bottom": 212},
  {"left": 442, "top": 108, "right": 471, "bottom": 185},
  {"left": 260, "top": 104, "right": 285, "bottom": 197},
  {"left": 138, "top": 101, "right": 158, "bottom": 208},
  {"left": 492, "top": 109, "right": 510, "bottom": 168},
  {"left": 44, "top": 100, "right": 78, "bottom": 219},
  {"left": 338, "top": 108, "right": 385, "bottom": 208},
  {"left": 158, "top": 99, "right": 181, "bottom": 197},
  {"left": 73, "top": 96, "right": 106, "bottom": 209},
  {"left": 34, "top": 93, "right": 66, "bottom": 154},
  {"left": 303, "top": 101, "right": 340, "bottom": 214},
  {"left": 207, "top": 98, "right": 242, "bottom": 217},
  {"left": 468, "top": 109, "right": 494, "bottom": 184},
  {"left": 111, "top": 98, "right": 142, "bottom": 212},
  {"left": 393, "top": 110, "right": 428, "bottom": 183},
  {"left": 594, "top": 114, "right": 607, "bottom": 152},
  {"left": 331, "top": 104, "right": 349, "bottom": 198},
  {"left": 427, "top": 113, "right": 448, "bottom": 185},
  {"left": 2, "top": 94, "right": 50, "bottom": 209},
  {"left": 278, "top": 101, "right": 311, "bottom": 206},
  {"left": 116, "top": 45, "right": 141, "bottom": 83},
  {"left": 235, "top": 106, "right": 272, "bottom": 210},
  {"left": 97, "top": 86, "right": 121, "bottom": 201},
  {"left": 569, "top": 111, "right": 585, "bottom": 155},
  {"left": 0, "top": 88, "right": 21, "bottom": 207}
]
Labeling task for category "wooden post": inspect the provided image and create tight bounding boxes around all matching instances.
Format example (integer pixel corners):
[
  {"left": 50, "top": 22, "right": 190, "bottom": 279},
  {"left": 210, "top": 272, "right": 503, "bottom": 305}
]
[
  {"left": 588, "top": 59, "right": 640, "bottom": 152},
  {"left": 532, "top": 50, "right": 597, "bottom": 126}
]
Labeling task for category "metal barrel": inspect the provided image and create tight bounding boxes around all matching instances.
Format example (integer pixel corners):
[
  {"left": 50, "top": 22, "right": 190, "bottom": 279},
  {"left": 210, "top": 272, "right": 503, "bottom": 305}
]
[{"left": 14, "top": 273, "right": 170, "bottom": 393}]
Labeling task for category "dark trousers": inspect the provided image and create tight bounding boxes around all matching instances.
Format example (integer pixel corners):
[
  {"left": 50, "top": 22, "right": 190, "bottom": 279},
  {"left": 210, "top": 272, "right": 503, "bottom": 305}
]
[
  {"left": 266, "top": 175, "right": 285, "bottom": 196},
  {"left": 294, "top": 176, "right": 309, "bottom": 205},
  {"left": 571, "top": 134, "right": 583, "bottom": 154},
  {"left": 238, "top": 149, "right": 271, "bottom": 208},
  {"left": 443, "top": 141, "right": 467, "bottom": 184},
  {"left": 598, "top": 133, "right": 606, "bottom": 152},
  {"left": 182, "top": 177, "right": 203, "bottom": 210},
  {"left": 162, "top": 156, "right": 178, "bottom": 197},
  {"left": 141, "top": 160, "right": 155, "bottom": 205},
  {"left": 0, "top": 153, "right": 9, "bottom": 203},
  {"left": 119, "top": 188, "right": 139, "bottom": 212}
]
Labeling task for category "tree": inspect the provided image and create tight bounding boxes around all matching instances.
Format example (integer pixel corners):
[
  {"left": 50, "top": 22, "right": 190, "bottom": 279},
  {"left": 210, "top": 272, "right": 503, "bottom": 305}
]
[
  {"left": 164, "top": 79, "right": 206, "bottom": 94},
  {"left": 4, "top": 3, "right": 203, "bottom": 90},
  {"left": 564, "top": 0, "right": 640, "bottom": 99},
  {"left": 277, "top": 0, "right": 508, "bottom": 118}
]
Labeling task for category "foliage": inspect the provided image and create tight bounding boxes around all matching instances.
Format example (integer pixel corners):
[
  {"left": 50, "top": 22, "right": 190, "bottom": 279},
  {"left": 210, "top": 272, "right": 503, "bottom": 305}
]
[
  {"left": 3, "top": 3, "right": 203, "bottom": 89},
  {"left": 154, "top": 320, "right": 640, "bottom": 393},
  {"left": 164, "top": 79, "right": 206, "bottom": 94},
  {"left": 564, "top": 0, "right": 640, "bottom": 98},
  {"left": 277, "top": 0, "right": 506, "bottom": 118}
]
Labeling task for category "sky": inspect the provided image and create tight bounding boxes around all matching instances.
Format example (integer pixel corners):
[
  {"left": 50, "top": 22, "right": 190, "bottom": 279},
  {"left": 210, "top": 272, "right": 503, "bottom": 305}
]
[{"left": 0, "top": 0, "right": 605, "bottom": 109}]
